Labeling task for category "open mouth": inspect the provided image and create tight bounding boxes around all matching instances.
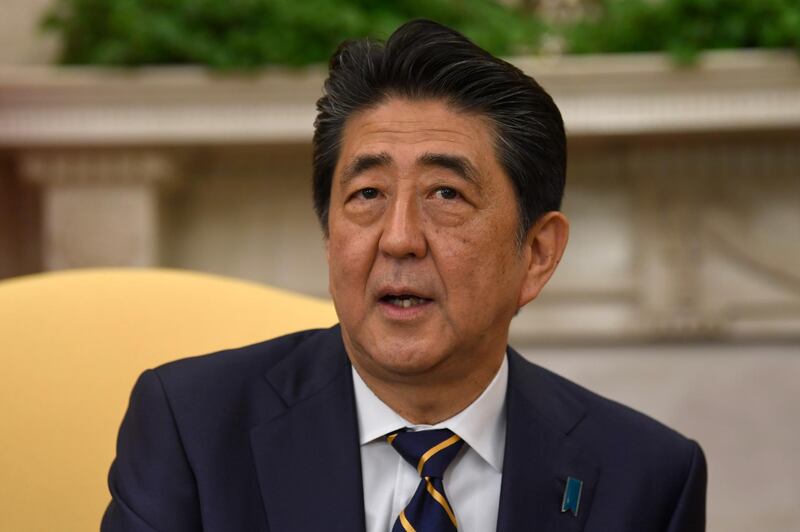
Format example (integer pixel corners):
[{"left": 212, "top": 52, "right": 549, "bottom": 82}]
[{"left": 380, "top": 294, "right": 432, "bottom": 308}]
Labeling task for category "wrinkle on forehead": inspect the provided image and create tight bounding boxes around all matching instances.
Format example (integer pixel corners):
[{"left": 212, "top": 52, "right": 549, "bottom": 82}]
[
  {"left": 351, "top": 124, "right": 481, "bottom": 146},
  {"left": 339, "top": 98, "right": 497, "bottom": 167}
]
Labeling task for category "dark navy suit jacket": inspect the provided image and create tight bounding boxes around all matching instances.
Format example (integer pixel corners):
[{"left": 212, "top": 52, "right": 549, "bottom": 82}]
[{"left": 102, "top": 325, "right": 706, "bottom": 531}]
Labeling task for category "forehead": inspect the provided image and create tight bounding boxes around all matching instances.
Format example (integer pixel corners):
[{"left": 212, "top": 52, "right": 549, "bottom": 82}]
[{"left": 336, "top": 98, "right": 498, "bottom": 170}]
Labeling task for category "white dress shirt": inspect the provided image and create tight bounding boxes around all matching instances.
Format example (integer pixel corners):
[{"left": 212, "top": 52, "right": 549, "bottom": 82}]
[{"left": 352, "top": 355, "right": 508, "bottom": 532}]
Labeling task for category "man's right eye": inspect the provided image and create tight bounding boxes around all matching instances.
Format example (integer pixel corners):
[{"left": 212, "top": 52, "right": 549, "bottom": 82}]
[{"left": 356, "top": 187, "right": 379, "bottom": 200}]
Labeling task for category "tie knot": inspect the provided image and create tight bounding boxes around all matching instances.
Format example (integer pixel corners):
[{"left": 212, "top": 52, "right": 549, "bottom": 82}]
[{"left": 387, "top": 428, "right": 464, "bottom": 479}]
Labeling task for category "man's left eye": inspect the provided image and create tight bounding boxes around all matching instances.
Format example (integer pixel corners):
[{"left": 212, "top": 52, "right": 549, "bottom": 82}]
[
  {"left": 357, "top": 187, "right": 380, "bottom": 200},
  {"left": 434, "top": 187, "right": 459, "bottom": 200}
]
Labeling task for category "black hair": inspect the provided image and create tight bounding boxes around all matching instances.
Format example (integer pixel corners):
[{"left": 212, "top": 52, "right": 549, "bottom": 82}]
[{"left": 312, "top": 19, "right": 566, "bottom": 242}]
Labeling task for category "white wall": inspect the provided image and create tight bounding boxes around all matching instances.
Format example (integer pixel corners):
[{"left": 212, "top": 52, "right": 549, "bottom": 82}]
[{"left": 0, "top": 0, "right": 56, "bottom": 65}]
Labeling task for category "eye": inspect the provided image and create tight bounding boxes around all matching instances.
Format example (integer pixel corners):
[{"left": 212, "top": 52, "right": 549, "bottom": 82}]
[
  {"left": 355, "top": 187, "right": 380, "bottom": 200},
  {"left": 433, "top": 187, "right": 460, "bottom": 200}
]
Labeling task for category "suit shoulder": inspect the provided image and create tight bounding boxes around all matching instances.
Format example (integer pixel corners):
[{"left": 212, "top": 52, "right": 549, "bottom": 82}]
[
  {"left": 512, "top": 356, "right": 707, "bottom": 525},
  {"left": 152, "top": 327, "right": 326, "bottom": 390},
  {"left": 513, "top": 353, "right": 699, "bottom": 463}
]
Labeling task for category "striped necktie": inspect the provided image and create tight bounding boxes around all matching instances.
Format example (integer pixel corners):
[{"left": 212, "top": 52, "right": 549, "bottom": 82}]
[{"left": 388, "top": 428, "right": 465, "bottom": 532}]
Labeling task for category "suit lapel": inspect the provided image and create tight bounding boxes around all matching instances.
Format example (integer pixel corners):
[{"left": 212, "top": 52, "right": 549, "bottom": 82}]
[
  {"left": 496, "top": 350, "right": 599, "bottom": 532},
  {"left": 250, "top": 327, "right": 366, "bottom": 532}
]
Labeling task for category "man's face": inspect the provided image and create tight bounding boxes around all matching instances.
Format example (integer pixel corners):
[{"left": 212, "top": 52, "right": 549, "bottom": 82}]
[{"left": 326, "top": 98, "right": 537, "bottom": 384}]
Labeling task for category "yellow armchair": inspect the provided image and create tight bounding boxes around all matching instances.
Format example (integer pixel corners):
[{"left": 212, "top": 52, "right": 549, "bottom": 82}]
[{"left": 0, "top": 268, "right": 337, "bottom": 532}]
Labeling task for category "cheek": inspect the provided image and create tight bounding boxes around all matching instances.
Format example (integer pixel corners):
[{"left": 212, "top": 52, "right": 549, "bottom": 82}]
[
  {"left": 327, "top": 228, "right": 376, "bottom": 295},
  {"left": 434, "top": 225, "right": 522, "bottom": 305},
  {"left": 432, "top": 230, "right": 488, "bottom": 289}
]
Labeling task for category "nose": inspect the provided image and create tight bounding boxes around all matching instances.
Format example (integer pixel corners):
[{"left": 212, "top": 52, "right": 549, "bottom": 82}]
[{"left": 378, "top": 194, "right": 427, "bottom": 259}]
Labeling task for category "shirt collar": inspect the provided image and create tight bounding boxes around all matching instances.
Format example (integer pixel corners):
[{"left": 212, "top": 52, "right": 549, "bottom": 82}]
[{"left": 352, "top": 354, "right": 508, "bottom": 473}]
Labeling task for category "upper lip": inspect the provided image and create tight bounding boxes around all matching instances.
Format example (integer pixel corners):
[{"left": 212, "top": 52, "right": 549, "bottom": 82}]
[{"left": 376, "top": 286, "right": 433, "bottom": 300}]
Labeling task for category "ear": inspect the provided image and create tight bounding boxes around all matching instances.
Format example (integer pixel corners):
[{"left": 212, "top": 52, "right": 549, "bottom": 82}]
[{"left": 517, "top": 211, "right": 569, "bottom": 308}]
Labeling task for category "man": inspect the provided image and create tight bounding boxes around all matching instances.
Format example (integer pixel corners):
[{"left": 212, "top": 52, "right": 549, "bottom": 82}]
[{"left": 103, "top": 20, "right": 706, "bottom": 532}]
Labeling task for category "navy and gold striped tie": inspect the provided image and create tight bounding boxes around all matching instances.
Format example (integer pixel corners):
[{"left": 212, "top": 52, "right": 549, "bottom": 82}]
[{"left": 388, "top": 428, "right": 465, "bottom": 532}]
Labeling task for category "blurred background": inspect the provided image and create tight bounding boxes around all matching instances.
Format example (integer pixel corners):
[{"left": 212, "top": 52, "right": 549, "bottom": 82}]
[{"left": 0, "top": 1, "right": 798, "bottom": 530}]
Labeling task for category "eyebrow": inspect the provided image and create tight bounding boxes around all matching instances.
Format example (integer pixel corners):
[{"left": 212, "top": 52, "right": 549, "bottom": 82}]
[
  {"left": 418, "top": 152, "right": 480, "bottom": 187},
  {"left": 339, "top": 151, "right": 481, "bottom": 188},
  {"left": 340, "top": 152, "right": 393, "bottom": 185}
]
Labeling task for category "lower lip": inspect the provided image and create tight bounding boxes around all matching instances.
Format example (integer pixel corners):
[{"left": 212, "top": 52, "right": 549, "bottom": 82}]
[{"left": 378, "top": 299, "right": 433, "bottom": 321}]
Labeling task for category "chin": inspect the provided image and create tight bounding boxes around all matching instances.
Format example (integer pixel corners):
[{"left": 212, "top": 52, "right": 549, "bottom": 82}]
[
  {"left": 352, "top": 330, "right": 444, "bottom": 375},
  {"left": 363, "top": 339, "right": 450, "bottom": 378},
  {"left": 341, "top": 316, "right": 455, "bottom": 378}
]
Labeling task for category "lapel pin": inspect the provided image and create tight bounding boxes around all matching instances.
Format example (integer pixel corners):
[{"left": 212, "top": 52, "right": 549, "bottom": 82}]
[{"left": 561, "top": 476, "right": 583, "bottom": 517}]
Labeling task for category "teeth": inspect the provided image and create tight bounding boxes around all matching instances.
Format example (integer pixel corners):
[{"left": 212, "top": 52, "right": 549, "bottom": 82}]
[{"left": 388, "top": 296, "right": 426, "bottom": 308}]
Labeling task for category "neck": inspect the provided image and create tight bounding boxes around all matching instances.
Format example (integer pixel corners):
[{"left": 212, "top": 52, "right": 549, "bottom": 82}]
[{"left": 351, "top": 352, "right": 504, "bottom": 425}]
